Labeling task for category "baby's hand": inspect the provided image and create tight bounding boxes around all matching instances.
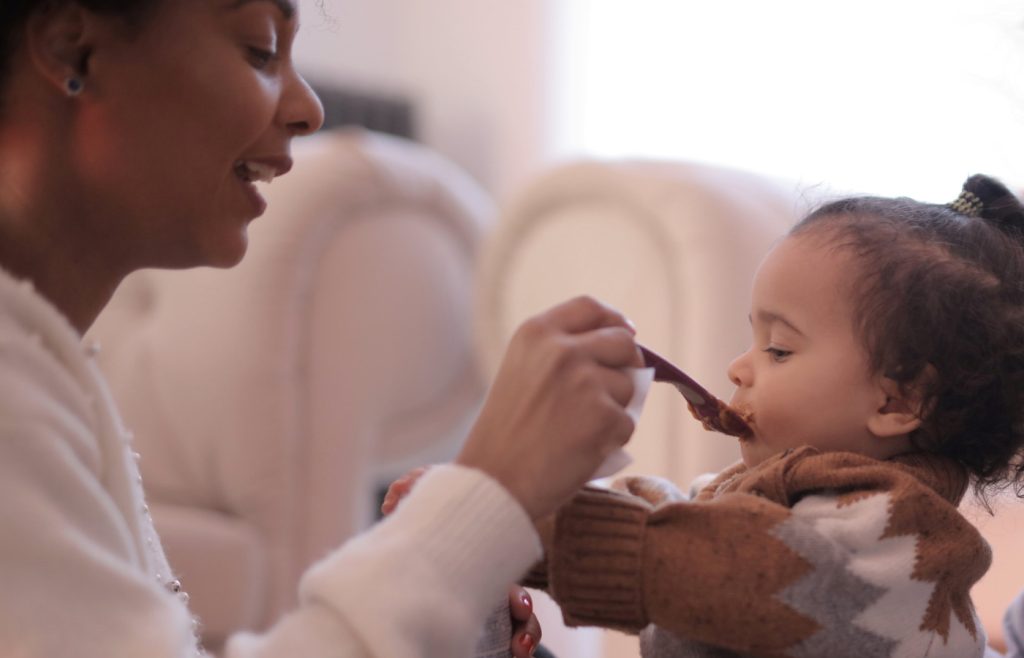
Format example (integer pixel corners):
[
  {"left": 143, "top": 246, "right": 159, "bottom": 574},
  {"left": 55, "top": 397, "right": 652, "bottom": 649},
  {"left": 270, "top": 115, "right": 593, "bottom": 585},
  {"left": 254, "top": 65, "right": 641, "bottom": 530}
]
[{"left": 380, "top": 466, "right": 431, "bottom": 516}]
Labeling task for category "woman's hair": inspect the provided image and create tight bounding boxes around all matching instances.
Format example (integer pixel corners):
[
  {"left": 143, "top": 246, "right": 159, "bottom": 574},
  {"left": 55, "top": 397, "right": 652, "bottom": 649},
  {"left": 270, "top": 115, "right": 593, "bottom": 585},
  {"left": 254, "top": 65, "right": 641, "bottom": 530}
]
[
  {"left": 793, "top": 174, "right": 1024, "bottom": 501},
  {"left": 0, "top": 0, "right": 158, "bottom": 97}
]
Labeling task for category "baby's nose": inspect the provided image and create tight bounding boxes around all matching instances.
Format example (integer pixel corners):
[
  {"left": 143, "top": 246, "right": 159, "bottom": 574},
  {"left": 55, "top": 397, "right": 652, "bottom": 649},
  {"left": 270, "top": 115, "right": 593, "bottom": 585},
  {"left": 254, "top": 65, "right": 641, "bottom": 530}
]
[{"left": 727, "top": 350, "right": 751, "bottom": 387}]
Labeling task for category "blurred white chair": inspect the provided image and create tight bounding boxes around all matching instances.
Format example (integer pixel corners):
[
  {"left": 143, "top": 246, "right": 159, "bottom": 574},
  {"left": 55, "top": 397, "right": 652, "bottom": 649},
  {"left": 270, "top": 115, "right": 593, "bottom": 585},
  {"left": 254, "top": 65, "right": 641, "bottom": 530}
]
[
  {"left": 475, "top": 159, "right": 803, "bottom": 487},
  {"left": 88, "top": 128, "right": 494, "bottom": 653},
  {"left": 473, "top": 158, "right": 804, "bottom": 658}
]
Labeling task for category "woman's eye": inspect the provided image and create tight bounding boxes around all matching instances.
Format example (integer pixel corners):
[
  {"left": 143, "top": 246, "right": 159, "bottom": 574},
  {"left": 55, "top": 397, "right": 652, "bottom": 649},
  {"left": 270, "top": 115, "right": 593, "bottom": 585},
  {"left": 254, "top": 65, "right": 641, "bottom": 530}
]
[
  {"left": 247, "top": 46, "right": 276, "bottom": 69},
  {"left": 762, "top": 346, "right": 792, "bottom": 362}
]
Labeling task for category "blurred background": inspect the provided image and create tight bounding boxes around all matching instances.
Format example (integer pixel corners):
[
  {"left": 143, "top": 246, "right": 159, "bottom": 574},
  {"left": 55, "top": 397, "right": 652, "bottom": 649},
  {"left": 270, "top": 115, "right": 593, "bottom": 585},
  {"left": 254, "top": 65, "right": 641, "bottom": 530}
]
[
  {"left": 282, "top": 2, "right": 1024, "bottom": 657},
  {"left": 94, "top": 3, "right": 1024, "bottom": 657},
  {"left": 294, "top": 0, "right": 1024, "bottom": 203}
]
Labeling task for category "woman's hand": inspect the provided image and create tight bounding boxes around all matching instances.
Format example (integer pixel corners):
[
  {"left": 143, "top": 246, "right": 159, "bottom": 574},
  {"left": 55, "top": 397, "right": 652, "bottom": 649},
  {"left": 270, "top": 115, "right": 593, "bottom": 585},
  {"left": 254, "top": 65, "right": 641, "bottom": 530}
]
[
  {"left": 457, "top": 296, "right": 643, "bottom": 520},
  {"left": 509, "top": 586, "right": 541, "bottom": 657}
]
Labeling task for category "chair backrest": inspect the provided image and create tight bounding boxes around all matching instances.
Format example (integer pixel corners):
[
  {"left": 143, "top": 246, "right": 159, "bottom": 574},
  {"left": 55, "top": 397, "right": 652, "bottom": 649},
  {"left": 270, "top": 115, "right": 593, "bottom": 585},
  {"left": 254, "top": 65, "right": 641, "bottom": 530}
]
[
  {"left": 475, "top": 159, "right": 803, "bottom": 486},
  {"left": 473, "top": 158, "right": 805, "bottom": 658},
  {"left": 88, "top": 128, "right": 494, "bottom": 650}
]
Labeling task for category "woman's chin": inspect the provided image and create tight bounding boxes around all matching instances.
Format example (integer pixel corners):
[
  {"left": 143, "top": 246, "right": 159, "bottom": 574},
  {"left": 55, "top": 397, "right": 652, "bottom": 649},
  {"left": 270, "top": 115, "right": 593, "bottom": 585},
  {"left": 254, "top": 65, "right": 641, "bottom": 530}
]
[{"left": 201, "top": 230, "right": 249, "bottom": 268}]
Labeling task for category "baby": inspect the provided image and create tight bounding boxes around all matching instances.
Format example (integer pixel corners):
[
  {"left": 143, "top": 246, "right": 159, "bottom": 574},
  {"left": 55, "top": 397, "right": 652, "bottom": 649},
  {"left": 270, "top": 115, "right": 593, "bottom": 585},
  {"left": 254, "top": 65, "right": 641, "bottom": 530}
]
[
  {"left": 386, "top": 174, "right": 1024, "bottom": 657},
  {"left": 519, "top": 174, "right": 1024, "bottom": 658}
]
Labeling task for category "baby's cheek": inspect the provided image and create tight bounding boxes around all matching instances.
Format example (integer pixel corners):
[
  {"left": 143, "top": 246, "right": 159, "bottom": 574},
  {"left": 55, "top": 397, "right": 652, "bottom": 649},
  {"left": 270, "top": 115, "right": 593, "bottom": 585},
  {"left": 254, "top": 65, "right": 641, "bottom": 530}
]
[{"left": 755, "top": 409, "right": 808, "bottom": 451}]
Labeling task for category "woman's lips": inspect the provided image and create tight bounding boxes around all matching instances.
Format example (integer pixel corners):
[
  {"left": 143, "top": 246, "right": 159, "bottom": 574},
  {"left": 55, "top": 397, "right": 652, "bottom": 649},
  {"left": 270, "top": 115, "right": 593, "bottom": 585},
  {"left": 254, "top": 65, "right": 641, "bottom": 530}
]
[
  {"left": 230, "top": 170, "right": 266, "bottom": 217},
  {"left": 236, "top": 177, "right": 268, "bottom": 217}
]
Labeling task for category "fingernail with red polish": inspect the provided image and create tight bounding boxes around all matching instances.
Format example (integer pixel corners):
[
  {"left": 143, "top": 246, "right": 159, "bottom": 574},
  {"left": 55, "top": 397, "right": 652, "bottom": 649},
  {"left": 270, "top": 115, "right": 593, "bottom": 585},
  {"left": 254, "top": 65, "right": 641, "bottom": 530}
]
[
  {"left": 520, "top": 633, "right": 535, "bottom": 653},
  {"left": 520, "top": 593, "right": 531, "bottom": 610}
]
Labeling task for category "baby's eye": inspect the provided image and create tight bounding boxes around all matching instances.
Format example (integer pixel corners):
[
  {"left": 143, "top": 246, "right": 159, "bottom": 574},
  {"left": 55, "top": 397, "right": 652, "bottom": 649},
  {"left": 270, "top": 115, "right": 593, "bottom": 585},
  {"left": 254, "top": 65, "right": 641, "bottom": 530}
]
[{"left": 762, "top": 346, "right": 792, "bottom": 362}]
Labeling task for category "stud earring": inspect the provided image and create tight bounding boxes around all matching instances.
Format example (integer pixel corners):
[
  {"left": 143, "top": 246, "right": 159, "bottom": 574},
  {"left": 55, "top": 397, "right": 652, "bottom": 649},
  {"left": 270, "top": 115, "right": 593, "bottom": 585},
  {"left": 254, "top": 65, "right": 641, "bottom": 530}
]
[{"left": 65, "top": 76, "right": 84, "bottom": 97}]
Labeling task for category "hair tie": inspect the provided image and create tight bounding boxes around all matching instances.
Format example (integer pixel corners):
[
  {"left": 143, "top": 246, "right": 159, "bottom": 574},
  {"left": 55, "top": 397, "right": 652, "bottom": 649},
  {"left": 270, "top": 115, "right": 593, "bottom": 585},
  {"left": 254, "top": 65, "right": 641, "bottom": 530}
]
[{"left": 948, "top": 189, "right": 984, "bottom": 218}]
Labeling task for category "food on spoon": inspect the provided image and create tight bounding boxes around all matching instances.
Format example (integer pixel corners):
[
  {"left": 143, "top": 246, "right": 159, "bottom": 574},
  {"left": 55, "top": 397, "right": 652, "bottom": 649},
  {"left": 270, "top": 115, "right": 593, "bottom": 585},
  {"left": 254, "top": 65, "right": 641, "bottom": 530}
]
[{"left": 639, "top": 344, "right": 753, "bottom": 439}]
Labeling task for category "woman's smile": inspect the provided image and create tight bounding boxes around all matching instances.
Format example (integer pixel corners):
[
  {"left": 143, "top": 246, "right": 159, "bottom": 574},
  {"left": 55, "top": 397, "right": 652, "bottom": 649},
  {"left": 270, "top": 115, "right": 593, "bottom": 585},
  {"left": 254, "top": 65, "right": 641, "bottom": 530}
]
[{"left": 231, "top": 156, "right": 293, "bottom": 218}]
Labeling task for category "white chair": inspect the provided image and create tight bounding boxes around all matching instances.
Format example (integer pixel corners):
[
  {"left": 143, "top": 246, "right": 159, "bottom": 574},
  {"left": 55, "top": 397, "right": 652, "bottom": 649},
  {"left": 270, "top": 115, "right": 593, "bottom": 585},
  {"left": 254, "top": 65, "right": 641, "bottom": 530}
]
[
  {"left": 88, "top": 128, "right": 494, "bottom": 652},
  {"left": 473, "top": 158, "right": 804, "bottom": 658},
  {"left": 475, "top": 159, "right": 802, "bottom": 487}
]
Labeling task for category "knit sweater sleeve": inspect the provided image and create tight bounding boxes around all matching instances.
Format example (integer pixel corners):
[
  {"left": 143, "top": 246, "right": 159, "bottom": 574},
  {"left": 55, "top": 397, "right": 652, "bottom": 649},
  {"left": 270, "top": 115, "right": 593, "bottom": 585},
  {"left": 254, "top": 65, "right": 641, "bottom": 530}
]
[{"left": 540, "top": 449, "right": 991, "bottom": 658}]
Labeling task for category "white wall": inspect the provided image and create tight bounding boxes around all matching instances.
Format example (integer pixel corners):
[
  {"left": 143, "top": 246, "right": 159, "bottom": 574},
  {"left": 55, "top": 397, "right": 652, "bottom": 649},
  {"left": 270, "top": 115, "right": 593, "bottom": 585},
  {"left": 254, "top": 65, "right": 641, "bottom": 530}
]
[
  {"left": 291, "top": 5, "right": 1024, "bottom": 658},
  {"left": 572, "top": 0, "right": 1024, "bottom": 200},
  {"left": 295, "top": 0, "right": 570, "bottom": 202}
]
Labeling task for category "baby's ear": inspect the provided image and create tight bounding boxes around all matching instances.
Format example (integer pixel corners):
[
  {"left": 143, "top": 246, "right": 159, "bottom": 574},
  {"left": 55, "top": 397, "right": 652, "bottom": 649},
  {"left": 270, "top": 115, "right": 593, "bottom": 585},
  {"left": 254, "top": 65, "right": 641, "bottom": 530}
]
[{"left": 866, "top": 375, "right": 927, "bottom": 438}]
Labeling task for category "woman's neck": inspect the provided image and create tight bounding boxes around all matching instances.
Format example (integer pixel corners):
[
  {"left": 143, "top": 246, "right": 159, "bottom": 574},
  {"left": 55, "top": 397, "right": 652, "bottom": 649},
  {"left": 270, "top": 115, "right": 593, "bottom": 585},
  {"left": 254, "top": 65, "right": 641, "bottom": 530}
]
[
  {"left": 0, "top": 220, "right": 120, "bottom": 334},
  {"left": 0, "top": 74, "right": 128, "bottom": 334}
]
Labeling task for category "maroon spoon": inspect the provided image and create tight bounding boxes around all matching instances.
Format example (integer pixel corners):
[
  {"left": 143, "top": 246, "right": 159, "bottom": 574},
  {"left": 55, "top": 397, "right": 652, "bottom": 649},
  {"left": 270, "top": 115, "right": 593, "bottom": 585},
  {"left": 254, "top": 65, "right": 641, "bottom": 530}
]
[{"left": 638, "top": 345, "right": 753, "bottom": 438}]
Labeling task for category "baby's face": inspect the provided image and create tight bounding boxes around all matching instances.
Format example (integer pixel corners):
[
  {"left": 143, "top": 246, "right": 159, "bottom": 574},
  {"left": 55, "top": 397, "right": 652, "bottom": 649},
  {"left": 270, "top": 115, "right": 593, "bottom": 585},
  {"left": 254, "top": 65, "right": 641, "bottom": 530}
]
[{"left": 727, "top": 233, "right": 886, "bottom": 467}]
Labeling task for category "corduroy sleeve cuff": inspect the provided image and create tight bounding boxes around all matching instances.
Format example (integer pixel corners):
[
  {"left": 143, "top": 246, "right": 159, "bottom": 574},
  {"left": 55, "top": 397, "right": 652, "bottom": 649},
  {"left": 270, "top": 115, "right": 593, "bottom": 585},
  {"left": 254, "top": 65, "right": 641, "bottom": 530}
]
[
  {"left": 521, "top": 514, "right": 556, "bottom": 590},
  {"left": 549, "top": 485, "right": 649, "bottom": 633}
]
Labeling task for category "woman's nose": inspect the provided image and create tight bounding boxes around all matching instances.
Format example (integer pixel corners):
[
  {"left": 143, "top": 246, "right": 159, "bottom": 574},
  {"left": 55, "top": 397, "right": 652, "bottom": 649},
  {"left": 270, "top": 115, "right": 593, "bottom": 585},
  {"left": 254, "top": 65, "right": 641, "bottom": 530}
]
[{"left": 281, "top": 72, "right": 325, "bottom": 137}]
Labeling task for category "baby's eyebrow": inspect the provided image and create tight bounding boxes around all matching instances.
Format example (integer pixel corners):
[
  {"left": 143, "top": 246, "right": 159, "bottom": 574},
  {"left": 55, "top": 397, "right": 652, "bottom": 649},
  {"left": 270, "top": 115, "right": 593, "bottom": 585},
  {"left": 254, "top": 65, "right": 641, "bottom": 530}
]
[{"left": 751, "top": 310, "right": 805, "bottom": 337}]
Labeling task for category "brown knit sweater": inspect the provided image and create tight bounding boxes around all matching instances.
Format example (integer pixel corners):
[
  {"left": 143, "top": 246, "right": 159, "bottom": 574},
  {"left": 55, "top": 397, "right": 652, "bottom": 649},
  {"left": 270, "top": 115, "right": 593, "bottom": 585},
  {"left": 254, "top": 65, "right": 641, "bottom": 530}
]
[{"left": 526, "top": 447, "right": 992, "bottom": 658}]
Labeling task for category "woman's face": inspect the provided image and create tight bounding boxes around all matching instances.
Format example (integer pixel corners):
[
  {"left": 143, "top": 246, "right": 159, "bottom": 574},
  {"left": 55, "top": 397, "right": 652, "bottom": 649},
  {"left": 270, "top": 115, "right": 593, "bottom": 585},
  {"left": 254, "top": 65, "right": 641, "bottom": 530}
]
[{"left": 73, "top": 0, "right": 324, "bottom": 269}]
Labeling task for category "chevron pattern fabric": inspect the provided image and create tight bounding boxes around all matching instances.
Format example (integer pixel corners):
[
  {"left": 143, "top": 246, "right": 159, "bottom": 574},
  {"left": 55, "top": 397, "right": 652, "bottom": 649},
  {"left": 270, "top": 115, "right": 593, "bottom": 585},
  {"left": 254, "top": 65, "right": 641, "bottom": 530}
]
[{"left": 533, "top": 447, "right": 992, "bottom": 658}]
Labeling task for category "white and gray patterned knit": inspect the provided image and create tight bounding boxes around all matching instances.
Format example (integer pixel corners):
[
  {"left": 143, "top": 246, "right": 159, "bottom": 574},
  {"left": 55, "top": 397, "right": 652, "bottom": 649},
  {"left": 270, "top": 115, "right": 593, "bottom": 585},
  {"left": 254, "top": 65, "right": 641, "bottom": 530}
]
[{"left": 473, "top": 600, "right": 513, "bottom": 658}]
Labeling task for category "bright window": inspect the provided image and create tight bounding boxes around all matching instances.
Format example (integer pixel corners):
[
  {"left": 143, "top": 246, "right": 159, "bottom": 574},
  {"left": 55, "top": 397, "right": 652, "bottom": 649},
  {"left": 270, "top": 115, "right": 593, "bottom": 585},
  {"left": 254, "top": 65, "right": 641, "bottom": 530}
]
[{"left": 558, "top": 0, "right": 1024, "bottom": 200}]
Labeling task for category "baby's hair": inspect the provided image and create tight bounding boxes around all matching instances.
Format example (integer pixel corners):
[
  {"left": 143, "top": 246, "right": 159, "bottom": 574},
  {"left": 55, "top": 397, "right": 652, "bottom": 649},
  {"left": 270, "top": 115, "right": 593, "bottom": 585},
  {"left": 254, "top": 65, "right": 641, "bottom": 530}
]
[{"left": 792, "top": 175, "right": 1024, "bottom": 501}]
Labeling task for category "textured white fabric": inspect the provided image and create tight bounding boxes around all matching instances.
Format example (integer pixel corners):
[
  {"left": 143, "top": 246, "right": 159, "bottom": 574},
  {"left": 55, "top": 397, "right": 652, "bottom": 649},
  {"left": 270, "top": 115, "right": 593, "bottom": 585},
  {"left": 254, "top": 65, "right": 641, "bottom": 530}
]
[
  {"left": 593, "top": 367, "right": 654, "bottom": 479},
  {"left": 0, "top": 265, "right": 541, "bottom": 658},
  {"left": 785, "top": 492, "right": 986, "bottom": 658}
]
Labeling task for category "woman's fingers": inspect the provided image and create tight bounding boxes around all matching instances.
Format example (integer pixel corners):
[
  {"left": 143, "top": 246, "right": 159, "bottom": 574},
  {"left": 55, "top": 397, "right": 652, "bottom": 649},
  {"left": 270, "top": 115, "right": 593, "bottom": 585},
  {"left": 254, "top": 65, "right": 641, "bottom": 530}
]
[
  {"left": 456, "top": 296, "right": 642, "bottom": 520},
  {"left": 575, "top": 326, "right": 646, "bottom": 406},
  {"left": 508, "top": 586, "right": 532, "bottom": 621},
  {"left": 577, "top": 325, "right": 645, "bottom": 369},
  {"left": 509, "top": 587, "right": 541, "bottom": 658},
  {"left": 532, "top": 295, "right": 636, "bottom": 336}
]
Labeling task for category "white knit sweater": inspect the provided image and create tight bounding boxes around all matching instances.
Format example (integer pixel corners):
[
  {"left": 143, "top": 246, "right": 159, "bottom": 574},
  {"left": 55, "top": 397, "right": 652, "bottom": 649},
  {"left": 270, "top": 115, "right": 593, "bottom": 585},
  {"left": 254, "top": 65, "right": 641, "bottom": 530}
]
[{"left": 0, "top": 266, "right": 540, "bottom": 657}]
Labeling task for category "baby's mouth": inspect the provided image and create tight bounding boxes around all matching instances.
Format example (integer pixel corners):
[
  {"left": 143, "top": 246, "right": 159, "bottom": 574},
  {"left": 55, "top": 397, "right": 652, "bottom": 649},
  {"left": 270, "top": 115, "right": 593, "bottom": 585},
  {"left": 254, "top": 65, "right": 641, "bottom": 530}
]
[{"left": 726, "top": 405, "right": 755, "bottom": 441}]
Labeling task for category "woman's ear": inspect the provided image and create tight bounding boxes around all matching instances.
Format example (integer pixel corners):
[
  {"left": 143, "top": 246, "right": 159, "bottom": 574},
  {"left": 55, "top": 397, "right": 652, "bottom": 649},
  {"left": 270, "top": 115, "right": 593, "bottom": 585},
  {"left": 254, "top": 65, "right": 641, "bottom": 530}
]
[
  {"left": 866, "top": 375, "right": 925, "bottom": 438},
  {"left": 23, "top": 4, "right": 93, "bottom": 95}
]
